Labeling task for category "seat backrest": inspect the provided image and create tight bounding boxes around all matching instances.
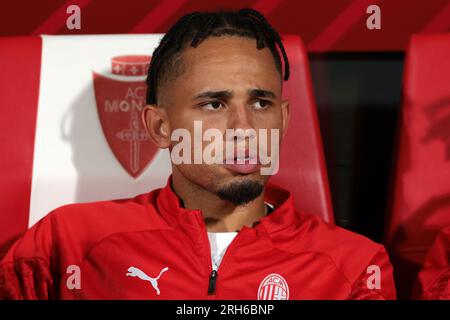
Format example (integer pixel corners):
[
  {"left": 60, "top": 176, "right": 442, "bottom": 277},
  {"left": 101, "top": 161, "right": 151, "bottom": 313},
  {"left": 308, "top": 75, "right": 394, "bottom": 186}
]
[
  {"left": 0, "top": 34, "right": 333, "bottom": 257},
  {"left": 270, "top": 35, "right": 333, "bottom": 224},
  {"left": 385, "top": 33, "right": 450, "bottom": 299}
]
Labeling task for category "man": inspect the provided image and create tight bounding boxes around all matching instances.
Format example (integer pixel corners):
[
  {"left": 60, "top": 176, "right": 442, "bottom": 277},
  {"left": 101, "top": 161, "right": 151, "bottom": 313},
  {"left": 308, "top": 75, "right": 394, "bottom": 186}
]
[{"left": 0, "top": 9, "right": 396, "bottom": 299}]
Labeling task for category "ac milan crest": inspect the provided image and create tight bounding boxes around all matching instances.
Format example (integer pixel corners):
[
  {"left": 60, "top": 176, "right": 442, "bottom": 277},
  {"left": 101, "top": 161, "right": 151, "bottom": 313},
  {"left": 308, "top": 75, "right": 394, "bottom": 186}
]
[
  {"left": 257, "top": 273, "right": 289, "bottom": 300},
  {"left": 93, "top": 55, "right": 158, "bottom": 178}
]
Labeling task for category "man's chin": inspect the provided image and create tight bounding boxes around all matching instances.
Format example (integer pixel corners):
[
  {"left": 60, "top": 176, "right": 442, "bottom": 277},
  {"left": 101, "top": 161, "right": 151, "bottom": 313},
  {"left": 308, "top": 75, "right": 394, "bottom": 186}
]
[{"left": 216, "top": 178, "right": 264, "bottom": 206}]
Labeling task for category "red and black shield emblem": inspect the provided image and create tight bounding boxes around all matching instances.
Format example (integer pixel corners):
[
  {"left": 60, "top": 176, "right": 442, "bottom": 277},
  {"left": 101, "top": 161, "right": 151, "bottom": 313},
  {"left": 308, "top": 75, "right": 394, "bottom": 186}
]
[{"left": 93, "top": 55, "right": 158, "bottom": 178}]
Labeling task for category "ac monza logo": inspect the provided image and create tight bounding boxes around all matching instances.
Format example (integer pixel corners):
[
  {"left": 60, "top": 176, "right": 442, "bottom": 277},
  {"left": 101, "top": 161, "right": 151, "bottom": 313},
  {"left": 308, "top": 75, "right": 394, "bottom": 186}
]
[
  {"left": 93, "top": 55, "right": 158, "bottom": 178},
  {"left": 257, "top": 273, "right": 289, "bottom": 300}
]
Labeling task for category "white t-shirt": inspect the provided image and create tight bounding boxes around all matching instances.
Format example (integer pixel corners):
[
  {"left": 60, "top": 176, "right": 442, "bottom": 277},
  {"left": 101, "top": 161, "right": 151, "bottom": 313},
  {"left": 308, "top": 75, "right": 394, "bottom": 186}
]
[
  {"left": 207, "top": 202, "right": 274, "bottom": 270},
  {"left": 207, "top": 231, "right": 238, "bottom": 271}
]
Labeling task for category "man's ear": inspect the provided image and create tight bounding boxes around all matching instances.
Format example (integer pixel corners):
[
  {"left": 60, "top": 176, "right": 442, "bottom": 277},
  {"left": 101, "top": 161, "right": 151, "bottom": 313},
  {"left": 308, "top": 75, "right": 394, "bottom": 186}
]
[
  {"left": 280, "top": 99, "right": 290, "bottom": 139},
  {"left": 142, "top": 105, "right": 171, "bottom": 149}
]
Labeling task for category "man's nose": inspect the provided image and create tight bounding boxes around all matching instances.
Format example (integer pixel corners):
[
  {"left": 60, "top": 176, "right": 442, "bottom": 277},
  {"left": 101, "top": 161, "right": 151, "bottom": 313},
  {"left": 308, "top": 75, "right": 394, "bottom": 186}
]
[
  {"left": 226, "top": 103, "right": 256, "bottom": 142},
  {"left": 227, "top": 103, "right": 254, "bottom": 130}
]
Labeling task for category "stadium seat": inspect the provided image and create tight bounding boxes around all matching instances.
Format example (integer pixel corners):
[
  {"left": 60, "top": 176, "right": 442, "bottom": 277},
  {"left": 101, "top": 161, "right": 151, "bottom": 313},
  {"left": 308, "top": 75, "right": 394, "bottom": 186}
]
[
  {"left": 269, "top": 35, "right": 334, "bottom": 225},
  {"left": 0, "top": 34, "right": 333, "bottom": 258},
  {"left": 384, "top": 33, "right": 450, "bottom": 299}
]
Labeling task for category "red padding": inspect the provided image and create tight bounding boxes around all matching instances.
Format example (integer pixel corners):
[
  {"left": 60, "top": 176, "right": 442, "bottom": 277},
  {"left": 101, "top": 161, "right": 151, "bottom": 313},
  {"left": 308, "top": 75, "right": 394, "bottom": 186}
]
[{"left": 0, "top": 36, "right": 42, "bottom": 257}]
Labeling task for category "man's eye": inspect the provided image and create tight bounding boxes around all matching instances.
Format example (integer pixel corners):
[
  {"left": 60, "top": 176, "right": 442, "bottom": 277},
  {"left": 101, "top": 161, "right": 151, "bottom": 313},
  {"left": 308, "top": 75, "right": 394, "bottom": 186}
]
[
  {"left": 253, "top": 99, "right": 272, "bottom": 109},
  {"left": 201, "top": 101, "right": 224, "bottom": 110}
]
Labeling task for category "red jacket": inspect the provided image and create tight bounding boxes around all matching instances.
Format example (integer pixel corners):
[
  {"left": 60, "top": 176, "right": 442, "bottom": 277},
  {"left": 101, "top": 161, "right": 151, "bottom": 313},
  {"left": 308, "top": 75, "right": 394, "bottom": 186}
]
[
  {"left": 414, "top": 226, "right": 450, "bottom": 300},
  {"left": 0, "top": 177, "right": 396, "bottom": 300}
]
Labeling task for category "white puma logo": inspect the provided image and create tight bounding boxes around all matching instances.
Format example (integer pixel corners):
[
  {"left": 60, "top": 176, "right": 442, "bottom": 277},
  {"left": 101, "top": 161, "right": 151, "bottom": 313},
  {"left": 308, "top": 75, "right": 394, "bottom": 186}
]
[{"left": 126, "top": 266, "right": 169, "bottom": 295}]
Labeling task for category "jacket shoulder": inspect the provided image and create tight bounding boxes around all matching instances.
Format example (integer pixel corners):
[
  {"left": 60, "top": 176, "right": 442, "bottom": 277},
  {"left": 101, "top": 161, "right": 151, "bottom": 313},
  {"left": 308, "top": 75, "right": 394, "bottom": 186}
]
[
  {"left": 273, "top": 212, "right": 390, "bottom": 284},
  {"left": 19, "top": 189, "right": 169, "bottom": 263},
  {"left": 49, "top": 189, "right": 165, "bottom": 229}
]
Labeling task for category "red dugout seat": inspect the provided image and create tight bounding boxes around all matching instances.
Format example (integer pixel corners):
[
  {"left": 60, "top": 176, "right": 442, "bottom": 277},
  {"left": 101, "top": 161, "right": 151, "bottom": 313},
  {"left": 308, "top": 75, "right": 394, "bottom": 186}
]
[
  {"left": 270, "top": 35, "right": 334, "bottom": 225},
  {"left": 0, "top": 34, "right": 333, "bottom": 258},
  {"left": 385, "top": 33, "right": 450, "bottom": 299}
]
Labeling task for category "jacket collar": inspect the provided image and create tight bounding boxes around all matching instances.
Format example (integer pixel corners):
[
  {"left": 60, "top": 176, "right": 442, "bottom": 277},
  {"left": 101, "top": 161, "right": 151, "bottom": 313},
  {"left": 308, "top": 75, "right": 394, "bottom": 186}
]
[{"left": 155, "top": 175, "right": 301, "bottom": 238}]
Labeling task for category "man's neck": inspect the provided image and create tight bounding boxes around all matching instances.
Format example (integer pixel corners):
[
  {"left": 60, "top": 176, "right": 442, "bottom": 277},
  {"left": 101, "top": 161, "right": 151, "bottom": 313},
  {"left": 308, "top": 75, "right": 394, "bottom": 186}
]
[{"left": 171, "top": 170, "right": 267, "bottom": 232}]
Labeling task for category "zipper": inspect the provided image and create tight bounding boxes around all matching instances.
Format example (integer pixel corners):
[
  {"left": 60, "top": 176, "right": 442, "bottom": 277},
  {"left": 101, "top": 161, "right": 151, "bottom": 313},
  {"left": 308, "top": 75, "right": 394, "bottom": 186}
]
[
  {"left": 206, "top": 239, "right": 241, "bottom": 296},
  {"left": 198, "top": 214, "right": 245, "bottom": 297},
  {"left": 207, "top": 269, "right": 218, "bottom": 295}
]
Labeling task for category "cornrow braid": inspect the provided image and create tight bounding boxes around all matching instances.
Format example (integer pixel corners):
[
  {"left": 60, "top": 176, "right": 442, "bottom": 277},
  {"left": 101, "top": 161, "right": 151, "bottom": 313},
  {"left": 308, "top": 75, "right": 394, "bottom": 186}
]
[
  {"left": 146, "top": 11, "right": 202, "bottom": 104},
  {"left": 146, "top": 8, "right": 290, "bottom": 105},
  {"left": 244, "top": 14, "right": 266, "bottom": 49},
  {"left": 239, "top": 8, "right": 290, "bottom": 81},
  {"left": 191, "top": 15, "right": 217, "bottom": 47}
]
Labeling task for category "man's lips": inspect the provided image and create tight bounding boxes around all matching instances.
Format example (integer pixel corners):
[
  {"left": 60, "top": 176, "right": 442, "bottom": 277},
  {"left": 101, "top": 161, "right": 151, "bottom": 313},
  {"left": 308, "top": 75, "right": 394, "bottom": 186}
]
[
  {"left": 223, "top": 162, "right": 261, "bottom": 174},
  {"left": 221, "top": 154, "right": 261, "bottom": 174}
]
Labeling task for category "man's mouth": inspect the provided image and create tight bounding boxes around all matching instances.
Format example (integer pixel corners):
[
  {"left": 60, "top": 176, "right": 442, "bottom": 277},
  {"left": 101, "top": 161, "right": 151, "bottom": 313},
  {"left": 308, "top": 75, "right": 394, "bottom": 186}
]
[{"left": 222, "top": 150, "right": 261, "bottom": 174}]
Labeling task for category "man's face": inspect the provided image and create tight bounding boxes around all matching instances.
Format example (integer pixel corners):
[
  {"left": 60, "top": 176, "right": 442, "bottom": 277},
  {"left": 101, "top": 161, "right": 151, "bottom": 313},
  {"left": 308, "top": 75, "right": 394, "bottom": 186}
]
[{"left": 146, "top": 36, "right": 289, "bottom": 204}]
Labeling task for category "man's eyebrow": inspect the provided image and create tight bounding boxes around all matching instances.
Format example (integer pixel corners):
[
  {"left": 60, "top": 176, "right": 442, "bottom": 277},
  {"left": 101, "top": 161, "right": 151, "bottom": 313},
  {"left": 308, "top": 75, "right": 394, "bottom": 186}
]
[
  {"left": 193, "top": 90, "right": 232, "bottom": 100},
  {"left": 248, "top": 89, "right": 277, "bottom": 99}
]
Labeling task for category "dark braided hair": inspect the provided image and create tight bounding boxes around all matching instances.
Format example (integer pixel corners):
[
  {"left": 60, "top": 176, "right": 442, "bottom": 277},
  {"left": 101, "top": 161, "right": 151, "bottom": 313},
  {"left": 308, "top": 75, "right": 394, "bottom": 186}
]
[{"left": 146, "top": 8, "right": 290, "bottom": 105}]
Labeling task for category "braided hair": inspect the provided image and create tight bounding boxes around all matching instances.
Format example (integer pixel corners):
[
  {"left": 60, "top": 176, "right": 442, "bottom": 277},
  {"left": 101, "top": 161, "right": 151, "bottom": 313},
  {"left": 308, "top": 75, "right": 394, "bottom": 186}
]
[{"left": 146, "top": 8, "right": 290, "bottom": 105}]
